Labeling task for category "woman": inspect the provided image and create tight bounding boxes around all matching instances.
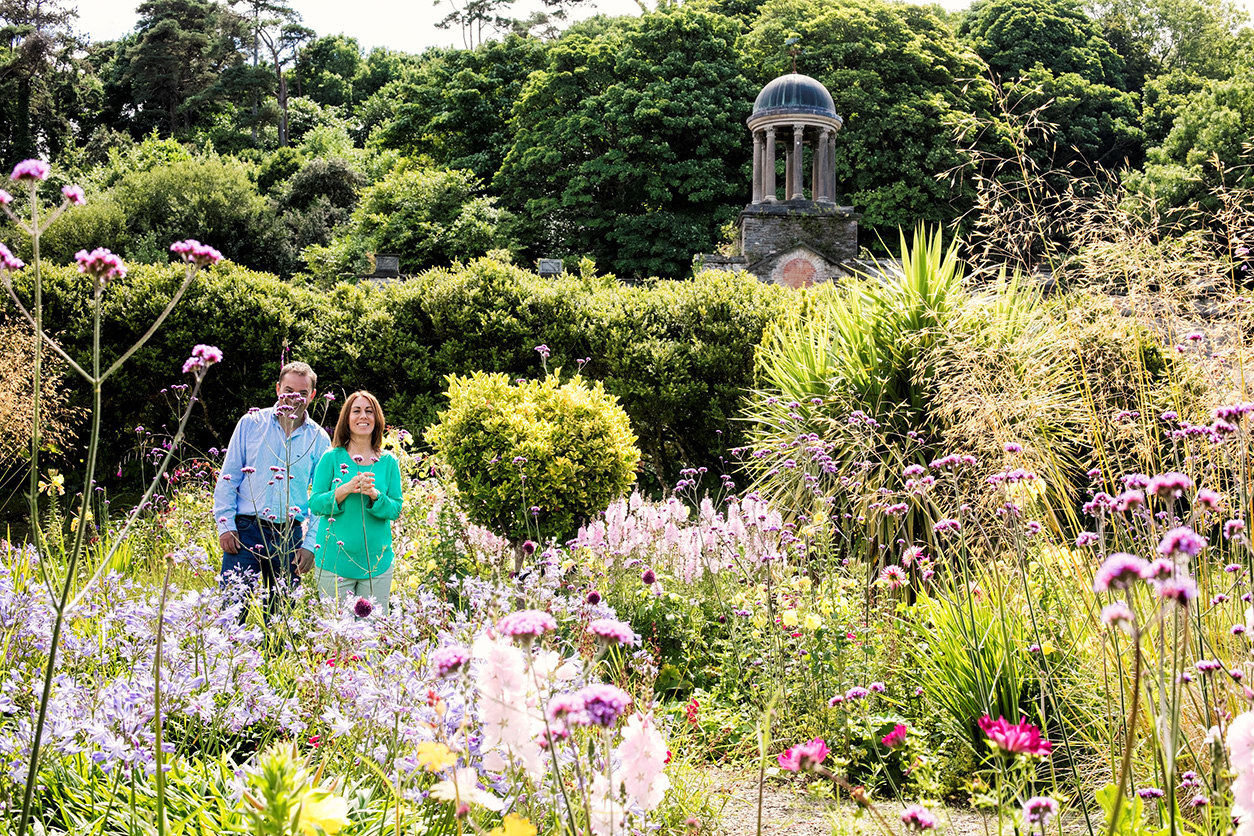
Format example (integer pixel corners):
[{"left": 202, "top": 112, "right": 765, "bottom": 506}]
[{"left": 309, "top": 390, "right": 403, "bottom": 616}]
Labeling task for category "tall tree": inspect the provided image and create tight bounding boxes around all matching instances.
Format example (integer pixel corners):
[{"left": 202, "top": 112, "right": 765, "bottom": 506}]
[
  {"left": 123, "top": 0, "right": 247, "bottom": 135},
  {"left": 230, "top": 0, "right": 311, "bottom": 145},
  {"left": 0, "top": 0, "right": 101, "bottom": 164},
  {"left": 496, "top": 8, "right": 754, "bottom": 278}
]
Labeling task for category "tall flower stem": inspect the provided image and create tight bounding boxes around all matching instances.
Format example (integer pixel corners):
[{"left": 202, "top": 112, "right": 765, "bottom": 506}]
[{"left": 154, "top": 557, "right": 174, "bottom": 836}]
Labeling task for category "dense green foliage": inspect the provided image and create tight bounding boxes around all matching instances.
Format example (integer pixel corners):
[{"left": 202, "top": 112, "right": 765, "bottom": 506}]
[
  {"left": 3, "top": 258, "right": 782, "bottom": 492},
  {"left": 0, "top": 0, "right": 1248, "bottom": 277},
  {"left": 425, "top": 372, "right": 641, "bottom": 545}
]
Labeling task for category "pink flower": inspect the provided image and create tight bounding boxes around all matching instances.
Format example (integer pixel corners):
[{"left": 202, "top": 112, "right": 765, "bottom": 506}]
[
  {"left": 617, "top": 713, "right": 670, "bottom": 811},
  {"left": 881, "top": 723, "right": 908, "bottom": 748},
  {"left": 60, "top": 184, "right": 85, "bottom": 206},
  {"left": 578, "top": 683, "right": 631, "bottom": 727},
  {"left": 10, "top": 159, "right": 49, "bottom": 181},
  {"left": 901, "top": 805, "right": 937, "bottom": 831},
  {"left": 588, "top": 618, "right": 638, "bottom": 646},
  {"left": 978, "top": 715, "right": 1052, "bottom": 756},
  {"left": 777, "top": 737, "right": 828, "bottom": 772},
  {"left": 182, "top": 344, "right": 223, "bottom": 374},
  {"left": 497, "top": 609, "right": 557, "bottom": 640},
  {"left": 75, "top": 247, "right": 126, "bottom": 284},
  {"left": 1093, "top": 552, "right": 1147, "bottom": 592},
  {"left": 0, "top": 242, "right": 24, "bottom": 271},
  {"left": 0, "top": 190, "right": 12, "bottom": 205},
  {"left": 1023, "top": 796, "right": 1058, "bottom": 825},
  {"left": 430, "top": 645, "right": 470, "bottom": 678},
  {"left": 169, "top": 238, "right": 224, "bottom": 267}
]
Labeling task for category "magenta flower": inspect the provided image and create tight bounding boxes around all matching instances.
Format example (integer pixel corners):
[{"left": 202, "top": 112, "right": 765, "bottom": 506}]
[
  {"left": 61, "top": 184, "right": 85, "bottom": 206},
  {"left": 881, "top": 723, "right": 908, "bottom": 748},
  {"left": 353, "top": 597, "right": 373, "bottom": 618},
  {"left": 1023, "top": 796, "right": 1058, "bottom": 825},
  {"left": 0, "top": 242, "right": 24, "bottom": 271},
  {"left": 1157, "top": 526, "right": 1207, "bottom": 558},
  {"left": 1225, "top": 518, "right": 1246, "bottom": 539},
  {"left": 430, "top": 645, "right": 470, "bottom": 678},
  {"left": 1100, "top": 602, "right": 1133, "bottom": 629},
  {"left": 521, "top": 540, "right": 536, "bottom": 557},
  {"left": 777, "top": 737, "right": 828, "bottom": 772},
  {"left": 1147, "top": 472, "right": 1192, "bottom": 498},
  {"left": 10, "top": 159, "right": 49, "bottom": 182},
  {"left": 534, "top": 344, "right": 550, "bottom": 359},
  {"left": 0, "top": 190, "right": 12, "bottom": 205},
  {"left": 577, "top": 683, "right": 631, "bottom": 727},
  {"left": 75, "top": 247, "right": 126, "bottom": 284},
  {"left": 901, "top": 805, "right": 937, "bottom": 831},
  {"left": 641, "top": 567, "right": 657, "bottom": 585},
  {"left": 1156, "top": 575, "right": 1198, "bottom": 605},
  {"left": 546, "top": 693, "right": 590, "bottom": 726},
  {"left": 1093, "top": 553, "right": 1148, "bottom": 593},
  {"left": 585, "top": 589, "right": 602, "bottom": 605},
  {"left": 978, "top": 715, "right": 1052, "bottom": 756},
  {"left": 182, "top": 344, "right": 224, "bottom": 374},
  {"left": 497, "top": 609, "right": 557, "bottom": 641},
  {"left": 587, "top": 618, "right": 637, "bottom": 646},
  {"left": 170, "top": 239, "right": 224, "bottom": 267}
]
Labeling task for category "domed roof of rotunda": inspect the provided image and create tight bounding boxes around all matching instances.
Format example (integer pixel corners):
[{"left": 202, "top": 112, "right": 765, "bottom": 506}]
[{"left": 751, "top": 73, "right": 837, "bottom": 120}]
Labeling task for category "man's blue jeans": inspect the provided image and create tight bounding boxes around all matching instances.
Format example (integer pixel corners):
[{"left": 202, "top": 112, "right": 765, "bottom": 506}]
[{"left": 220, "top": 514, "right": 303, "bottom": 617}]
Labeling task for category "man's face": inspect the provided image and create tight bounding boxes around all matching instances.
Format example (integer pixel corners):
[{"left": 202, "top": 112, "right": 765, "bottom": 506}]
[{"left": 275, "top": 372, "right": 315, "bottom": 421}]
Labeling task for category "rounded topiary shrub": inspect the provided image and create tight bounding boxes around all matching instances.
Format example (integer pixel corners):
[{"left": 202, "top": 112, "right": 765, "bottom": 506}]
[{"left": 425, "top": 372, "right": 640, "bottom": 562}]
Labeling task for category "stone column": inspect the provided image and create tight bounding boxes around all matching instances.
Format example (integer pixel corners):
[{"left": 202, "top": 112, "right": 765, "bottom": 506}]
[
  {"left": 812, "top": 128, "right": 826, "bottom": 202},
  {"left": 783, "top": 144, "right": 793, "bottom": 202},
  {"left": 751, "top": 130, "right": 763, "bottom": 205},
  {"left": 763, "top": 127, "right": 776, "bottom": 202},
  {"left": 826, "top": 130, "right": 837, "bottom": 203},
  {"left": 790, "top": 123, "right": 805, "bottom": 200}
]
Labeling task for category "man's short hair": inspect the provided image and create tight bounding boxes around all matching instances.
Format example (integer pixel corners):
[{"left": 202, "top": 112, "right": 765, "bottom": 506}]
[{"left": 278, "top": 361, "right": 317, "bottom": 389}]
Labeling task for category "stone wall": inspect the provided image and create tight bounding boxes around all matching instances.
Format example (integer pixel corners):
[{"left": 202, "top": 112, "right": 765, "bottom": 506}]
[{"left": 739, "top": 202, "right": 859, "bottom": 263}]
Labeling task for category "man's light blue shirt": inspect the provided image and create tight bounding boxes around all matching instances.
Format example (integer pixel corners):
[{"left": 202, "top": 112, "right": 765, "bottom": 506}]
[{"left": 213, "top": 406, "right": 332, "bottom": 552}]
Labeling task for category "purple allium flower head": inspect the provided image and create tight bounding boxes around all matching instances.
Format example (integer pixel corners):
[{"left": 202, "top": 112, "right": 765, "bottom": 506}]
[
  {"left": 1142, "top": 557, "right": 1175, "bottom": 581},
  {"left": 1194, "top": 488, "right": 1223, "bottom": 511},
  {"left": 75, "top": 247, "right": 126, "bottom": 284},
  {"left": 1157, "top": 526, "right": 1207, "bottom": 558},
  {"left": 170, "top": 239, "right": 223, "bottom": 267},
  {"left": 521, "top": 540, "right": 536, "bottom": 557},
  {"left": 182, "top": 344, "right": 224, "bottom": 374},
  {"left": 0, "top": 242, "right": 24, "bottom": 271},
  {"left": 354, "top": 597, "right": 373, "bottom": 618},
  {"left": 777, "top": 737, "right": 828, "bottom": 772},
  {"left": 641, "top": 567, "right": 657, "bottom": 585},
  {"left": 498, "top": 609, "right": 557, "bottom": 640},
  {"left": 430, "top": 645, "right": 471, "bottom": 678},
  {"left": 578, "top": 683, "right": 631, "bottom": 727},
  {"left": 1093, "top": 553, "right": 1148, "bottom": 593},
  {"left": 586, "top": 589, "right": 602, "bottom": 605},
  {"left": 61, "top": 184, "right": 85, "bottom": 205},
  {"left": 588, "top": 618, "right": 637, "bottom": 646},
  {"left": 901, "top": 805, "right": 938, "bottom": 831},
  {"left": 10, "top": 159, "right": 49, "bottom": 181},
  {"left": 1023, "top": 797, "right": 1058, "bottom": 825}
]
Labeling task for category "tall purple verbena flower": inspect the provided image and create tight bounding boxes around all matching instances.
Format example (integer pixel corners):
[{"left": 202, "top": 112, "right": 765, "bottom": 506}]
[
  {"left": 587, "top": 618, "right": 637, "bottom": 646},
  {"left": 901, "top": 805, "right": 937, "bottom": 832},
  {"left": 1023, "top": 796, "right": 1058, "bottom": 826},
  {"left": 75, "top": 247, "right": 126, "bottom": 284},
  {"left": 1158, "top": 526, "right": 1207, "bottom": 559},
  {"left": 10, "top": 159, "right": 49, "bottom": 181},
  {"left": 170, "top": 239, "right": 224, "bottom": 267},
  {"left": 60, "top": 184, "right": 85, "bottom": 206},
  {"left": 497, "top": 609, "right": 557, "bottom": 641},
  {"left": 0, "top": 242, "right": 24, "bottom": 271},
  {"left": 1093, "top": 553, "right": 1148, "bottom": 593}
]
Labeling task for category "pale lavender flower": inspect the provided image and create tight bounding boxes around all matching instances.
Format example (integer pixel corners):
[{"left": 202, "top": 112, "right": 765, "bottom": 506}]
[
  {"left": 497, "top": 609, "right": 557, "bottom": 640},
  {"left": 578, "top": 683, "right": 631, "bottom": 727},
  {"left": 1093, "top": 553, "right": 1148, "bottom": 593},
  {"left": 61, "top": 184, "right": 85, "bottom": 205},
  {"left": 169, "top": 239, "right": 223, "bottom": 266},
  {"left": 75, "top": 247, "right": 126, "bottom": 284},
  {"left": 587, "top": 618, "right": 637, "bottom": 646},
  {"left": 1158, "top": 526, "right": 1207, "bottom": 558},
  {"left": 10, "top": 159, "right": 49, "bottom": 181},
  {"left": 901, "top": 805, "right": 937, "bottom": 831},
  {"left": 0, "top": 242, "right": 24, "bottom": 271},
  {"left": 1023, "top": 796, "right": 1058, "bottom": 826}
]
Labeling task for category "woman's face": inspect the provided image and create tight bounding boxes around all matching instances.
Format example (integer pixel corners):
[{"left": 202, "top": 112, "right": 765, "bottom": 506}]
[{"left": 348, "top": 397, "right": 375, "bottom": 438}]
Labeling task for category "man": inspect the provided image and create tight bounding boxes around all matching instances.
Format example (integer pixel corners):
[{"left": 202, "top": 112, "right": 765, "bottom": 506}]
[{"left": 213, "top": 361, "right": 331, "bottom": 613}]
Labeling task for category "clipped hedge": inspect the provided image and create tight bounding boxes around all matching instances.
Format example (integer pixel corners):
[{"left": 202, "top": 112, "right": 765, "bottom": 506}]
[{"left": 4, "top": 258, "right": 784, "bottom": 492}]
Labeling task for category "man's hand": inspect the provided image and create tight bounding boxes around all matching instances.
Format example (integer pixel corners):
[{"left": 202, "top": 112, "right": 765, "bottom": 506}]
[
  {"left": 296, "top": 548, "right": 315, "bottom": 574},
  {"left": 220, "top": 530, "right": 241, "bottom": 555}
]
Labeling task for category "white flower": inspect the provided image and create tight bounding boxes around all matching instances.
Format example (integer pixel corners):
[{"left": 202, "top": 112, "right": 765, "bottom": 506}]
[
  {"left": 1229, "top": 711, "right": 1254, "bottom": 836},
  {"left": 616, "top": 713, "right": 670, "bottom": 811},
  {"left": 429, "top": 767, "right": 502, "bottom": 811}
]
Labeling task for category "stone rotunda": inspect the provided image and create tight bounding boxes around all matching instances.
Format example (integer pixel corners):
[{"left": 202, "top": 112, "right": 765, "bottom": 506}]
[{"left": 703, "top": 72, "right": 860, "bottom": 287}]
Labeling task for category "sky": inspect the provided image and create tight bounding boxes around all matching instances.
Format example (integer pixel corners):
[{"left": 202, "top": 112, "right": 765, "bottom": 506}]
[{"left": 76, "top": 0, "right": 972, "bottom": 52}]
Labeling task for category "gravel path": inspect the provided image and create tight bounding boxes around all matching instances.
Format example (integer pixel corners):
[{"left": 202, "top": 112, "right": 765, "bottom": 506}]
[{"left": 691, "top": 766, "right": 1004, "bottom": 836}]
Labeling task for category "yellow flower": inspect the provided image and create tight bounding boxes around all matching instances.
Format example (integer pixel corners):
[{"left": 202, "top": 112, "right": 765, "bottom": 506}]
[
  {"left": 426, "top": 559, "right": 439, "bottom": 573},
  {"left": 489, "top": 814, "right": 538, "bottom": 836},
  {"left": 39, "top": 469, "right": 65, "bottom": 496},
  {"left": 1040, "top": 640, "right": 1055, "bottom": 656},
  {"left": 415, "top": 741, "right": 458, "bottom": 773},
  {"left": 803, "top": 612, "right": 823, "bottom": 631},
  {"left": 298, "top": 791, "right": 350, "bottom": 836},
  {"left": 780, "top": 609, "right": 799, "bottom": 628}
]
